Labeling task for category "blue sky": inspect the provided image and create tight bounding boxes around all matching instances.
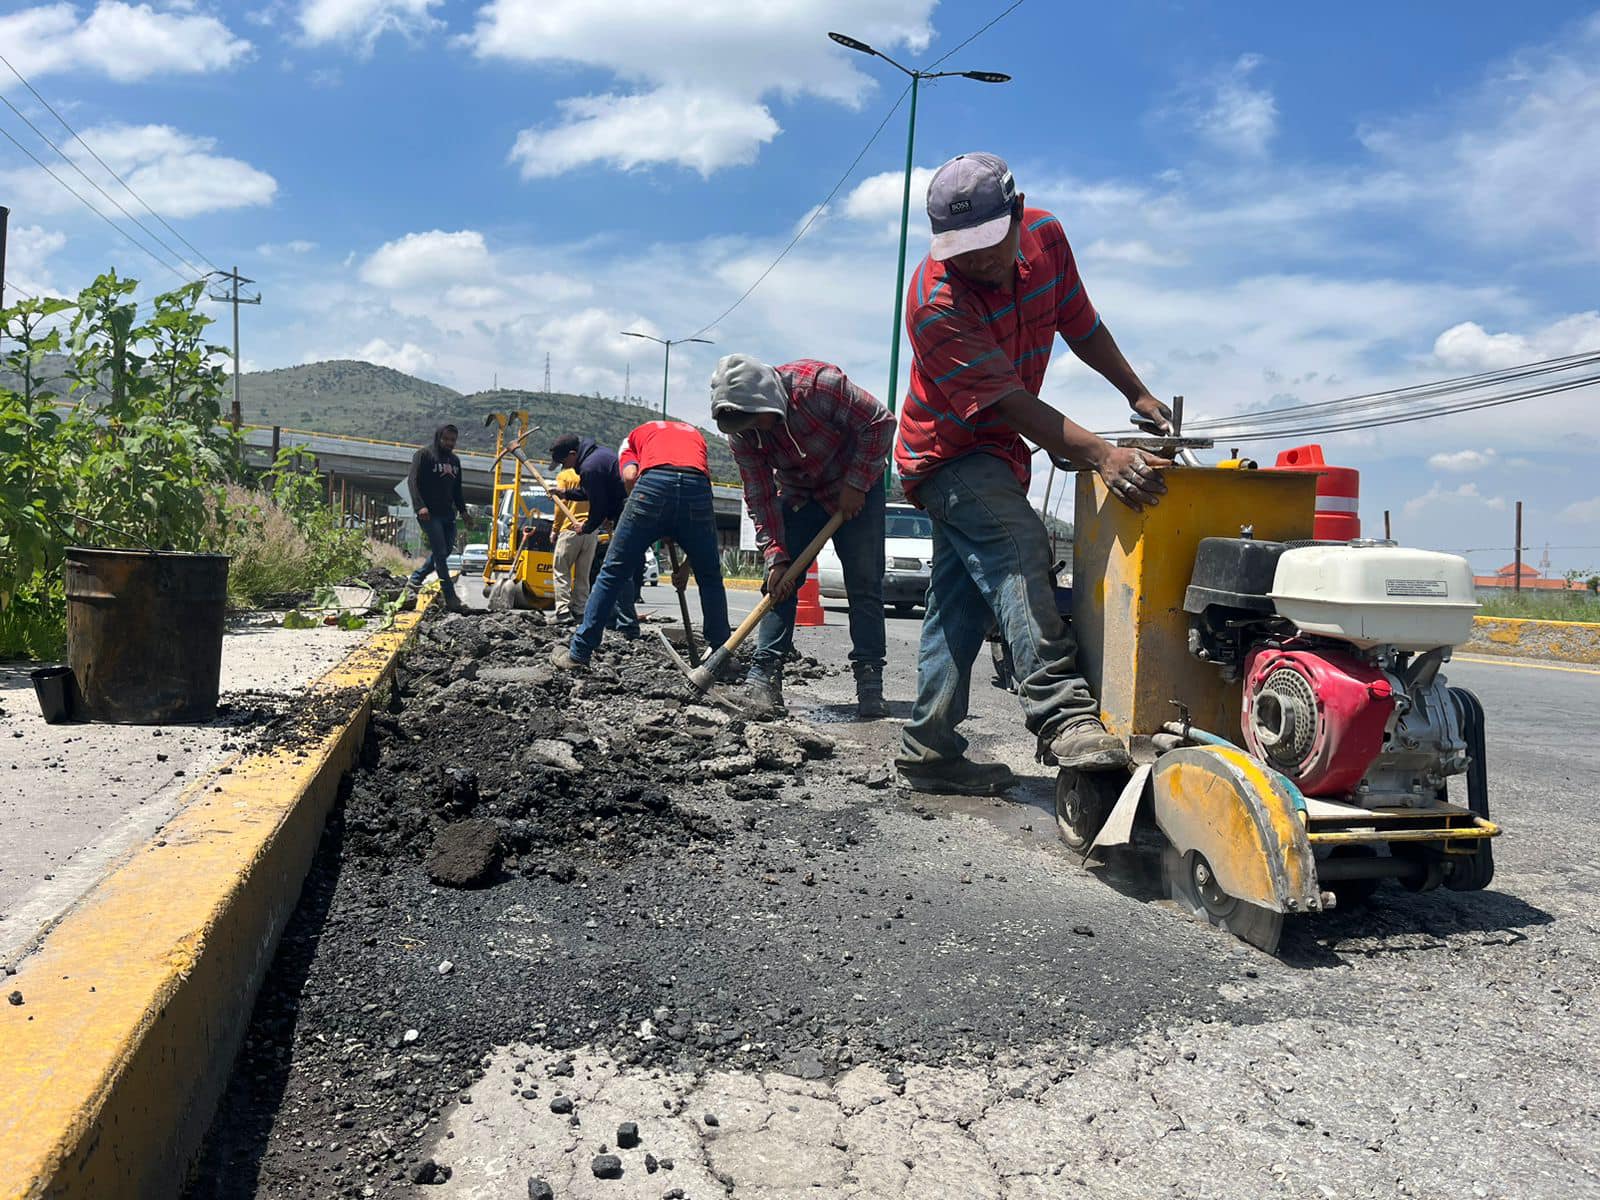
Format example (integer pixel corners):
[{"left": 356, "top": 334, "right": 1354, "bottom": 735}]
[{"left": 3, "top": 0, "right": 1599, "bottom": 574}]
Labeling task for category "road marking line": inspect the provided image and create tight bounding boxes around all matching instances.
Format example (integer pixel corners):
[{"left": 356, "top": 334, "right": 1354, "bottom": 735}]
[{"left": 1455, "top": 654, "right": 1600, "bottom": 676}]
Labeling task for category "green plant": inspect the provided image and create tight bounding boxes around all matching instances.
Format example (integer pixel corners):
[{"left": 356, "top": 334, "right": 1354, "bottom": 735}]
[
  {"left": 1, "top": 274, "right": 239, "bottom": 659},
  {"left": 719, "top": 547, "right": 764, "bottom": 579}
]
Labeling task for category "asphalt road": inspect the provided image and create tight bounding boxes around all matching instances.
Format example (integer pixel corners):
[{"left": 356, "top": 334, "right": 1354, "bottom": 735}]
[{"left": 194, "top": 590, "right": 1600, "bottom": 1200}]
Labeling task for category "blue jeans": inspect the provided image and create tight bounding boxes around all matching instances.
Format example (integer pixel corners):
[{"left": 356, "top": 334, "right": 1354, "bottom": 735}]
[
  {"left": 571, "top": 469, "right": 731, "bottom": 662},
  {"left": 750, "top": 486, "right": 886, "bottom": 678},
  {"left": 408, "top": 515, "right": 459, "bottom": 601},
  {"left": 900, "top": 453, "right": 1097, "bottom": 764}
]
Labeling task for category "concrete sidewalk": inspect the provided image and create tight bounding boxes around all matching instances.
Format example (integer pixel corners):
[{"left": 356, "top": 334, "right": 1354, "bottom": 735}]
[{"left": 0, "top": 616, "right": 369, "bottom": 968}]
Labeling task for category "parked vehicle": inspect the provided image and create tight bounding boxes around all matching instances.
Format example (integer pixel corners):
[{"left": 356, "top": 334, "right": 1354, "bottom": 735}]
[
  {"left": 817, "top": 502, "right": 933, "bottom": 614},
  {"left": 461, "top": 543, "right": 489, "bottom": 576}
]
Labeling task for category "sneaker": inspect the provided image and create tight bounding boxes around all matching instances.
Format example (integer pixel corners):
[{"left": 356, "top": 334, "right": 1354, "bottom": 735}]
[
  {"left": 895, "top": 757, "right": 1016, "bottom": 796},
  {"left": 853, "top": 665, "right": 888, "bottom": 720},
  {"left": 549, "top": 642, "right": 587, "bottom": 670},
  {"left": 1046, "top": 717, "right": 1131, "bottom": 771}
]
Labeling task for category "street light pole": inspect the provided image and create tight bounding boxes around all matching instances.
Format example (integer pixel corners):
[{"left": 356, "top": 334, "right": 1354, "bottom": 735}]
[
  {"left": 620, "top": 331, "right": 715, "bottom": 420},
  {"left": 827, "top": 32, "right": 1010, "bottom": 426}
]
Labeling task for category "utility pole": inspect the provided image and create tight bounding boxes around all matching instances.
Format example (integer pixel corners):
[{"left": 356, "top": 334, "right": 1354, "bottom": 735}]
[
  {"left": 543, "top": 353, "right": 551, "bottom": 399},
  {"left": 206, "top": 266, "right": 261, "bottom": 430},
  {"left": 624, "top": 362, "right": 630, "bottom": 403},
  {"left": 1514, "top": 501, "right": 1523, "bottom": 595}
]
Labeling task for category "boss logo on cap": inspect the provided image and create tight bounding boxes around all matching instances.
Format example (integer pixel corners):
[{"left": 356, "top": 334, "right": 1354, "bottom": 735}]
[{"left": 949, "top": 199, "right": 972, "bottom": 215}]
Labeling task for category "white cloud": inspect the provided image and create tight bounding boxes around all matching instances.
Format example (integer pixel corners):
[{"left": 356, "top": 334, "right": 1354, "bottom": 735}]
[
  {"left": 510, "top": 88, "right": 779, "bottom": 179},
  {"left": 1183, "top": 53, "right": 1278, "bottom": 157},
  {"left": 1427, "top": 448, "right": 1497, "bottom": 473},
  {"left": 842, "top": 167, "right": 936, "bottom": 227},
  {"left": 257, "top": 239, "right": 318, "bottom": 257},
  {"left": 354, "top": 337, "right": 435, "bottom": 376},
  {"left": 1433, "top": 312, "right": 1600, "bottom": 370},
  {"left": 469, "top": 0, "right": 935, "bottom": 176},
  {"left": 1081, "top": 239, "right": 1186, "bottom": 268},
  {"left": 0, "top": 2, "right": 251, "bottom": 83},
  {"left": 359, "top": 230, "right": 492, "bottom": 289},
  {"left": 0, "top": 123, "right": 276, "bottom": 220},
  {"left": 1363, "top": 12, "right": 1600, "bottom": 257},
  {"left": 1403, "top": 481, "right": 1507, "bottom": 519},
  {"left": 1560, "top": 497, "right": 1600, "bottom": 524},
  {"left": 2, "top": 224, "right": 69, "bottom": 295},
  {"left": 298, "top": 0, "right": 441, "bottom": 50}
]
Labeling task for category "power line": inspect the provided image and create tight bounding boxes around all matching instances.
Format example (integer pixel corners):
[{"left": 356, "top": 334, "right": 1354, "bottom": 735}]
[
  {"left": 0, "top": 52, "right": 218, "bottom": 275},
  {"left": 0, "top": 121, "right": 191, "bottom": 283},
  {"left": 0, "top": 86, "right": 207, "bottom": 278},
  {"left": 1183, "top": 350, "right": 1600, "bottom": 434},
  {"left": 684, "top": 83, "right": 912, "bottom": 340},
  {"left": 926, "top": 0, "right": 1029, "bottom": 70}
]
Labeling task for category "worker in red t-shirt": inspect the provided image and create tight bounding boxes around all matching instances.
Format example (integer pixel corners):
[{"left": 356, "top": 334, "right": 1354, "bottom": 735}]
[
  {"left": 551, "top": 420, "right": 732, "bottom": 668},
  {"left": 893, "top": 151, "right": 1173, "bottom": 797}
]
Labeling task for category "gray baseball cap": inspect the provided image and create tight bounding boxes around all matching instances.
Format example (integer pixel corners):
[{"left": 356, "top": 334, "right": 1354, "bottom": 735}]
[{"left": 926, "top": 152, "right": 1018, "bottom": 261}]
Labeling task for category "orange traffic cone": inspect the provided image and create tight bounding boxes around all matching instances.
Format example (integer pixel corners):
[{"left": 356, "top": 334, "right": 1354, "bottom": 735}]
[{"left": 795, "top": 561, "right": 825, "bottom": 626}]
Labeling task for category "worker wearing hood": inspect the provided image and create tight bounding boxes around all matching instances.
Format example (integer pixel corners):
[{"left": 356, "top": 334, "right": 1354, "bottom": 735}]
[
  {"left": 710, "top": 354, "right": 895, "bottom": 719},
  {"left": 404, "top": 422, "right": 469, "bottom": 611}
]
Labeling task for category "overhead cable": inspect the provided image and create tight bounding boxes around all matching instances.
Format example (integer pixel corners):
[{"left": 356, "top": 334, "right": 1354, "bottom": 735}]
[
  {"left": 0, "top": 121, "right": 191, "bottom": 283},
  {"left": 0, "top": 52, "right": 219, "bottom": 275}
]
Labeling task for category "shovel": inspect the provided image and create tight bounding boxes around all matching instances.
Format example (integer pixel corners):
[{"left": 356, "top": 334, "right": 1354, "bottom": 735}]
[
  {"left": 664, "top": 540, "right": 701, "bottom": 667},
  {"left": 658, "top": 511, "right": 844, "bottom": 705}
]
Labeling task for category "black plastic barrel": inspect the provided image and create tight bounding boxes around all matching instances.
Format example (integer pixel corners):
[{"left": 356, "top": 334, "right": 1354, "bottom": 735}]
[{"left": 64, "top": 548, "right": 230, "bottom": 723}]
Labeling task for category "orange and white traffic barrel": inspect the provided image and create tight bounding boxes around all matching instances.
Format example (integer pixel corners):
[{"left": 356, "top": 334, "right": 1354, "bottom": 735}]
[{"left": 1269, "top": 444, "right": 1360, "bottom": 541}]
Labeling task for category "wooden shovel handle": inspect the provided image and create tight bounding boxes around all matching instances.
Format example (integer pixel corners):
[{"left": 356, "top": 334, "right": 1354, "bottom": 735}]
[
  {"left": 721, "top": 511, "right": 846, "bottom": 655},
  {"left": 499, "top": 431, "right": 582, "bottom": 529}
]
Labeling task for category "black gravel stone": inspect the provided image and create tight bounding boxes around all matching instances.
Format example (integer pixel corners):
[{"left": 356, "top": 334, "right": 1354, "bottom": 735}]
[
  {"left": 591, "top": 1153, "right": 623, "bottom": 1179},
  {"left": 616, "top": 1121, "right": 641, "bottom": 1149}
]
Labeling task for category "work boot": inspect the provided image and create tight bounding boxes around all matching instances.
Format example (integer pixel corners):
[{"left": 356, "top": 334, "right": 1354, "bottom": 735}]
[
  {"left": 442, "top": 592, "right": 468, "bottom": 614},
  {"left": 1046, "top": 717, "right": 1131, "bottom": 771},
  {"left": 854, "top": 663, "right": 889, "bottom": 720},
  {"left": 549, "top": 642, "right": 587, "bottom": 670},
  {"left": 739, "top": 667, "right": 785, "bottom": 718},
  {"left": 895, "top": 756, "right": 1017, "bottom": 797}
]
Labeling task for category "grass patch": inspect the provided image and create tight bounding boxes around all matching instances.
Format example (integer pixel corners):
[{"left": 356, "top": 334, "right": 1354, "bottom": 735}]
[{"left": 1477, "top": 594, "right": 1600, "bottom": 622}]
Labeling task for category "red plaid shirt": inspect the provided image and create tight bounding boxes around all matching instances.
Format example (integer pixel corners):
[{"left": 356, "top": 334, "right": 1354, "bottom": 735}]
[
  {"left": 894, "top": 207, "right": 1099, "bottom": 492},
  {"left": 728, "top": 360, "right": 893, "bottom": 566}
]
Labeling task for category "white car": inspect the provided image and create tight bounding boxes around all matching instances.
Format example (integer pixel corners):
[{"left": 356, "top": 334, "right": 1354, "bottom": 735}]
[
  {"left": 643, "top": 553, "right": 660, "bottom": 586},
  {"left": 817, "top": 503, "right": 933, "bottom": 614},
  {"left": 461, "top": 542, "right": 490, "bottom": 576}
]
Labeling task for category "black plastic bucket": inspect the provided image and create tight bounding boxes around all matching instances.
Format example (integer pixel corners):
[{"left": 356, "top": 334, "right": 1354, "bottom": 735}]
[
  {"left": 30, "top": 665, "right": 75, "bottom": 723},
  {"left": 64, "top": 548, "right": 230, "bottom": 723}
]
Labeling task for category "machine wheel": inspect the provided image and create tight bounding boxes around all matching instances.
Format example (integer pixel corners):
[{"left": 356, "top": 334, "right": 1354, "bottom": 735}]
[
  {"left": 1054, "top": 769, "right": 1122, "bottom": 852},
  {"left": 1444, "top": 687, "right": 1494, "bottom": 892},
  {"left": 1163, "top": 845, "right": 1285, "bottom": 953}
]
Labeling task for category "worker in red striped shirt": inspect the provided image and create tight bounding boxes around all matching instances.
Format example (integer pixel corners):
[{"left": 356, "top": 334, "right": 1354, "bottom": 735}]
[
  {"left": 551, "top": 420, "right": 731, "bottom": 669},
  {"left": 893, "top": 151, "right": 1173, "bottom": 797},
  {"left": 710, "top": 354, "right": 895, "bottom": 719}
]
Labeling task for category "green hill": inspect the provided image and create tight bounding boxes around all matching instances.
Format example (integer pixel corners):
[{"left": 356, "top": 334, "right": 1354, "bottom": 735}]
[{"left": 239, "top": 360, "right": 739, "bottom": 480}]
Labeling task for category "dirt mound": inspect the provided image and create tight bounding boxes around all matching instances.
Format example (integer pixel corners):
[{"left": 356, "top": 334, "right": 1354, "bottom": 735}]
[{"left": 343, "top": 611, "right": 829, "bottom": 885}]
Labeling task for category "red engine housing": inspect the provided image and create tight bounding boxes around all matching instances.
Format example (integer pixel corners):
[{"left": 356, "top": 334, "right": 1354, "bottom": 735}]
[{"left": 1241, "top": 645, "right": 1395, "bottom": 797}]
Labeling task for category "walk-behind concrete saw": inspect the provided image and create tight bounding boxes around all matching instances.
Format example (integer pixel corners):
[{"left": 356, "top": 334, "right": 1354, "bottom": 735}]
[{"left": 1065, "top": 457, "right": 1499, "bottom": 953}]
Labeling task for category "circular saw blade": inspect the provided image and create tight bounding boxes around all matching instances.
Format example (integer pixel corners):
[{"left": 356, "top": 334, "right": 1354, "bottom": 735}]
[{"left": 1162, "top": 845, "right": 1285, "bottom": 954}]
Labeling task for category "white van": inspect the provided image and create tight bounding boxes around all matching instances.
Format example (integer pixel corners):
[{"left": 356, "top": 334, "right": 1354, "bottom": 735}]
[{"left": 816, "top": 502, "right": 933, "bottom": 614}]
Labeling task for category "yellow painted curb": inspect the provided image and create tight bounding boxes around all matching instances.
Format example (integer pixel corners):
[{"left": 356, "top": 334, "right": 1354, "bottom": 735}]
[
  {"left": 0, "top": 604, "right": 432, "bottom": 1200},
  {"left": 721, "top": 577, "right": 764, "bottom": 592},
  {"left": 1466, "top": 614, "right": 1600, "bottom": 666}
]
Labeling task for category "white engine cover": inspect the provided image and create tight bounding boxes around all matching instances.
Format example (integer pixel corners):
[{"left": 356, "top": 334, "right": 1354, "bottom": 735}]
[{"left": 1269, "top": 544, "right": 1478, "bottom": 650}]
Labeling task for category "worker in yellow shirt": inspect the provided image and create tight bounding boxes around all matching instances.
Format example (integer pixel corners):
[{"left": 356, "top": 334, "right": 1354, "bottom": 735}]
[{"left": 549, "top": 464, "right": 595, "bottom": 625}]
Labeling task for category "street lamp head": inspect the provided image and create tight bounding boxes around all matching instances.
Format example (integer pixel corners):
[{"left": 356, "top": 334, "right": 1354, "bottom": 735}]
[
  {"left": 685, "top": 337, "right": 715, "bottom": 346},
  {"left": 962, "top": 70, "right": 1012, "bottom": 84},
  {"left": 828, "top": 31, "right": 875, "bottom": 55}
]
